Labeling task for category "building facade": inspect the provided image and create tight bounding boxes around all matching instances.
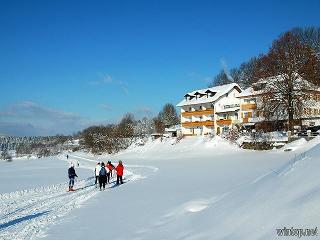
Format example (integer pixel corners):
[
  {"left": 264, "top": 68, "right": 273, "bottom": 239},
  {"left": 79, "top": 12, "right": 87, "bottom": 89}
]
[
  {"left": 238, "top": 86, "right": 320, "bottom": 128},
  {"left": 177, "top": 79, "right": 320, "bottom": 136},
  {"left": 177, "top": 83, "right": 242, "bottom": 136}
]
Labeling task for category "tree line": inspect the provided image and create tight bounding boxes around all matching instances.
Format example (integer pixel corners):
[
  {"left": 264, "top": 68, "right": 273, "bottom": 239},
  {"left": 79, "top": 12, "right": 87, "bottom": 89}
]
[
  {"left": 209, "top": 26, "right": 320, "bottom": 131},
  {"left": 0, "top": 135, "right": 71, "bottom": 160},
  {"left": 80, "top": 103, "right": 180, "bottom": 154}
]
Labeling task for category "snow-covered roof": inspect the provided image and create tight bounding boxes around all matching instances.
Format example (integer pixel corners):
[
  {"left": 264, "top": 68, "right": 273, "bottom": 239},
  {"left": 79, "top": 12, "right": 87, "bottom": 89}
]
[
  {"left": 239, "top": 74, "right": 320, "bottom": 98},
  {"left": 215, "top": 107, "right": 240, "bottom": 114},
  {"left": 237, "top": 87, "right": 262, "bottom": 98},
  {"left": 165, "top": 125, "right": 181, "bottom": 132},
  {"left": 177, "top": 83, "right": 242, "bottom": 107}
]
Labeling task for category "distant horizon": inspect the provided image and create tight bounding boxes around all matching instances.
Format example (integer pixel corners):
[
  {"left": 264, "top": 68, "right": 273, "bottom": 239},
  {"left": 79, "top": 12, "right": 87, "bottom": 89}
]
[{"left": 1, "top": 0, "right": 319, "bottom": 136}]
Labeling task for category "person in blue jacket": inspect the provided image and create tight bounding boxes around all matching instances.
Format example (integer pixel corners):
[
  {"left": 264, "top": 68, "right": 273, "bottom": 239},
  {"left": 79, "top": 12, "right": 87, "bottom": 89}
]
[{"left": 68, "top": 164, "right": 78, "bottom": 191}]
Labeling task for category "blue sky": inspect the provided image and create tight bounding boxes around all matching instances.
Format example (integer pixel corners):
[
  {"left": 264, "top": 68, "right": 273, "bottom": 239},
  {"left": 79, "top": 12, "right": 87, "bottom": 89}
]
[{"left": 0, "top": 0, "right": 319, "bottom": 136}]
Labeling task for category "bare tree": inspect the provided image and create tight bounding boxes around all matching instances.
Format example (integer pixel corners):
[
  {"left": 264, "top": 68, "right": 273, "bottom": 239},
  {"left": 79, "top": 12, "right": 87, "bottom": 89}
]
[
  {"left": 208, "top": 70, "right": 233, "bottom": 87},
  {"left": 290, "top": 26, "right": 320, "bottom": 55},
  {"left": 117, "top": 113, "right": 135, "bottom": 139},
  {"left": 153, "top": 117, "right": 165, "bottom": 134},
  {"left": 254, "top": 32, "right": 320, "bottom": 131}
]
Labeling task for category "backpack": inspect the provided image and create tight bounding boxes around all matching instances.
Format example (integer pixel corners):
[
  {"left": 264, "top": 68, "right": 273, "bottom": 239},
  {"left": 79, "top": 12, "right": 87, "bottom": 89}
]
[{"left": 99, "top": 167, "right": 107, "bottom": 176}]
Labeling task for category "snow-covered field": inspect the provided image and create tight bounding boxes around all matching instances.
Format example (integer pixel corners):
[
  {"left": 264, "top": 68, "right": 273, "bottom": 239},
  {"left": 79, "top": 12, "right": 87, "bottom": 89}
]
[{"left": 1, "top": 136, "right": 319, "bottom": 239}]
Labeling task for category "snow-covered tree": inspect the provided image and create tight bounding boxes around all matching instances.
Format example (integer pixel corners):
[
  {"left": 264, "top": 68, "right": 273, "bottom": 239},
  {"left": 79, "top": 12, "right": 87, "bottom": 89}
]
[
  {"left": 117, "top": 113, "right": 135, "bottom": 139},
  {"left": 134, "top": 117, "right": 154, "bottom": 138},
  {"left": 157, "top": 103, "right": 180, "bottom": 128},
  {"left": 253, "top": 32, "right": 320, "bottom": 131},
  {"left": 1, "top": 150, "right": 12, "bottom": 161}
]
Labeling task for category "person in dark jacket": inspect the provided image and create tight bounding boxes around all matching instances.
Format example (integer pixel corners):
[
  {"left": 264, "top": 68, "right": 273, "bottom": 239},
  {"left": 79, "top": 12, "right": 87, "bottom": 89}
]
[
  {"left": 68, "top": 165, "right": 78, "bottom": 191},
  {"left": 99, "top": 162, "right": 109, "bottom": 190}
]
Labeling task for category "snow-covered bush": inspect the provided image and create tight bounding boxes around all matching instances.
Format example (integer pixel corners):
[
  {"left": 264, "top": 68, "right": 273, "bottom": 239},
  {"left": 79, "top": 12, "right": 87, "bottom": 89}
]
[
  {"left": 222, "top": 128, "right": 241, "bottom": 144},
  {"left": 1, "top": 150, "right": 12, "bottom": 162}
]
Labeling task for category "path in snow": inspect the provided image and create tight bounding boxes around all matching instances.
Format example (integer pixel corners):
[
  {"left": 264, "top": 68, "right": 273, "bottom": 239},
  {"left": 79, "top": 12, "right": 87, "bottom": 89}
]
[
  {"left": 0, "top": 176, "right": 97, "bottom": 240},
  {"left": 0, "top": 154, "right": 152, "bottom": 240}
]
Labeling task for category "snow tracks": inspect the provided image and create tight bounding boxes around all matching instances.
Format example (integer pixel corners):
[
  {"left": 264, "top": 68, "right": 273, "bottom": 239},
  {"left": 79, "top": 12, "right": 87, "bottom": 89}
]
[{"left": 0, "top": 177, "right": 97, "bottom": 240}]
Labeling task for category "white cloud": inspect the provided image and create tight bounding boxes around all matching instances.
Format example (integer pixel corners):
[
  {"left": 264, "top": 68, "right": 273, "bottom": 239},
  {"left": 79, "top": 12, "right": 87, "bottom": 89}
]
[
  {"left": 99, "top": 103, "right": 113, "bottom": 111},
  {"left": 220, "top": 58, "right": 234, "bottom": 81},
  {"left": 133, "top": 107, "right": 154, "bottom": 119},
  {"left": 88, "top": 74, "right": 129, "bottom": 95},
  {"left": 0, "top": 102, "right": 94, "bottom": 136}
]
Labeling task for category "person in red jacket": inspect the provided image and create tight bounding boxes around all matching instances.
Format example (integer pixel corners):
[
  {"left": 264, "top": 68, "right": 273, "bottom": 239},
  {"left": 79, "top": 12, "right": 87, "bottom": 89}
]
[
  {"left": 115, "top": 160, "right": 124, "bottom": 185},
  {"left": 107, "top": 161, "right": 115, "bottom": 183}
]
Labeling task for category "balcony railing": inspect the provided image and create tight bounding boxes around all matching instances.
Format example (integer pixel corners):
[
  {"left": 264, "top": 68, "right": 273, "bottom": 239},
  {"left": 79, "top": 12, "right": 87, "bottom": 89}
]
[
  {"left": 181, "top": 108, "right": 214, "bottom": 117},
  {"left": 248, "top": 117, "right": 261, "bottom": 123},
  {"left": 242, "top": 117, "right": 262, "bottom": 124},
  {"left": 216, "top": 119, "right": 232, "bottom": 125},
  {"left": 182, "top": 120, "right": 214, "bottom": 127},
  {"left": 241, "top": 103, "right": 257, "bottom": 111}
]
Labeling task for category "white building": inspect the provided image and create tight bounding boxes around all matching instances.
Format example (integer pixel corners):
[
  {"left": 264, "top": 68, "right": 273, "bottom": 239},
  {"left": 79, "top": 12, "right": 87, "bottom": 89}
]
[
  {"left": 177, "top": 83, "right": 242, "bottom": 136},
  {"left": 238, "top": 76, "right": 320, "bottom": 128}
]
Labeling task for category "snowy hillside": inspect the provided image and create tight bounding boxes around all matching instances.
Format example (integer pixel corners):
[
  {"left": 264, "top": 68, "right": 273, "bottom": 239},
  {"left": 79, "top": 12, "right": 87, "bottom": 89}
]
[{"left": 1, "top": 136, "right": 319, "bottom": 239}]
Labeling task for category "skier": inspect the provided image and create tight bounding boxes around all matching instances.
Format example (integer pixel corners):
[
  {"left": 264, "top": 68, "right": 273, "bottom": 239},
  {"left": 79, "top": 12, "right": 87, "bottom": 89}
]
[
  {"left": 107, "top": 161, "right": 115, "bottom": 182},
  {"left": 68, "top": 164, "right": 78, "bottom": 191},
  {"left": 66, "top": 154, "right": 69, "bottom": 160},
  {"left": 99, "top": 162, "right": 109, "bottom": 191},
  {"left": 94, "top": 162, "right": 101, "bottom": 186},
  {"left": 115, "top": 160, "right": 124, "bottom": 185}
]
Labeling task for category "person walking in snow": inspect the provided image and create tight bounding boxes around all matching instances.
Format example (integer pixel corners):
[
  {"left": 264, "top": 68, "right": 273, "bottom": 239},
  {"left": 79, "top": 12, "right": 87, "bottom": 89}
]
[
  {"left": 107, "top": 161, "right": 115, "bottom": 182},
  {"left": 68, "top": 164, "right": 78, "bottom": 191},
  {"left": 94, "top": 162, "right": 101, "bottom": 186},
  {"left": 116, "top": 160, "right": 124, "bottom": 185},
  {"left": 99, "top": 162, "right": 109, "bottom": 190},
  {"left": 66, "top": 154, "right": 69, "bottom": 160}
]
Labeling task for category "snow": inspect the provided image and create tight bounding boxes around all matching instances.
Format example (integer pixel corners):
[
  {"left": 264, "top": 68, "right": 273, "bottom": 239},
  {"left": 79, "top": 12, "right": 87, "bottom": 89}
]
[
  {"left": 1, "top": 136, "right": 320, "bottom": 239},
  {"left": 177, "top": 83, "right": 241, "bottom": 107}
]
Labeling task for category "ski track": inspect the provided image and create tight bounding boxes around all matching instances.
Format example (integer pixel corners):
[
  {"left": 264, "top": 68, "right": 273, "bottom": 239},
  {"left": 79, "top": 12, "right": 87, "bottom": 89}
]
[
  {"left": 0, "top": 154, "right": 148, "bottom": 240},
  {"left": 0, "top": 177, "right": 98, "bottom": 240}
]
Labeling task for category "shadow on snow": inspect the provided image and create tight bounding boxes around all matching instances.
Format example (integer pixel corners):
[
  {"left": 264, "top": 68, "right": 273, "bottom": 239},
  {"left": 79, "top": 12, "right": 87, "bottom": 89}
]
[{"left": 0, "top": 211, "right": 50, "bottom": 230}]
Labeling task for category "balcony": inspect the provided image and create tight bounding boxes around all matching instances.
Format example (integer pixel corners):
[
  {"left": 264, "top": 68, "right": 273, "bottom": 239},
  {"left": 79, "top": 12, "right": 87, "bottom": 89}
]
[
  {"left": 242, "top": 117, "right": 263, "bottom": 124},
  {"left": 182, "top": 120, "right": 214, "bottom": 127},
  {"left": 248, "top": 117, "right": 261, "bottom": 123},
  {"left": 216, "top": 119, "right": 232, "bottom": 125},
  {"left": 181, "top": 108, "right": 214, "bottom": 117},
  {"left": 241, "top": 103, "right": 257, "bottom": 111}
]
